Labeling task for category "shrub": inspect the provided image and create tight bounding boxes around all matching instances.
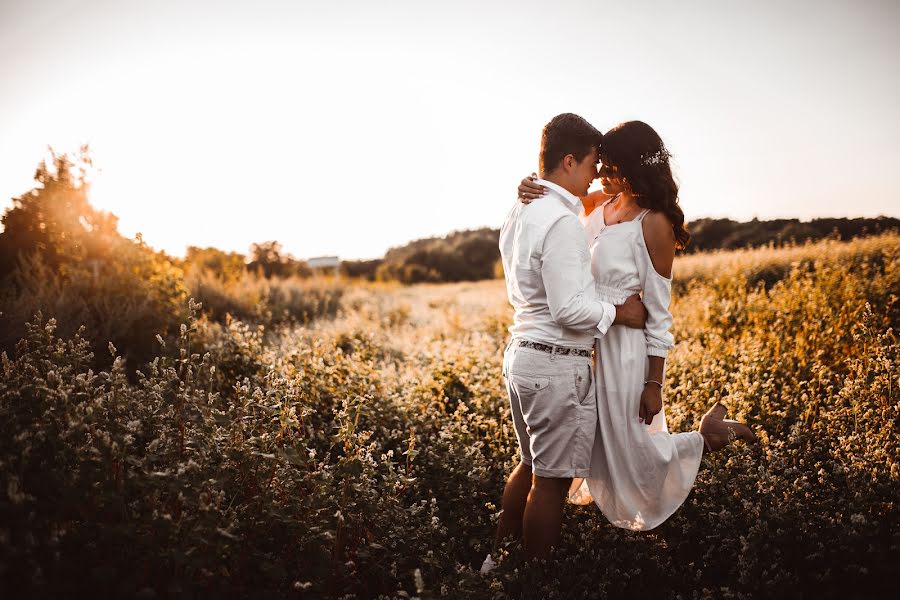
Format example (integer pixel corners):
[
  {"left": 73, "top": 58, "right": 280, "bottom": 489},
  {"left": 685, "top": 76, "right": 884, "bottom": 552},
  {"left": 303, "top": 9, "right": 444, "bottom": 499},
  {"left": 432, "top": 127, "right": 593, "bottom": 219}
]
[{"left": 0, "top": 242, "right": 188, "bottom": 372}]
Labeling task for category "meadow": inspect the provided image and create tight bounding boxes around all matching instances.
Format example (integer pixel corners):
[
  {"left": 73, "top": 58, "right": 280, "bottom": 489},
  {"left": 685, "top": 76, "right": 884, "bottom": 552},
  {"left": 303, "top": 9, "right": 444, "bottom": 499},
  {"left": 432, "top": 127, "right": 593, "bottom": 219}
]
[{"left": 1, "top": 232, "right": 898, "bottom": 598}]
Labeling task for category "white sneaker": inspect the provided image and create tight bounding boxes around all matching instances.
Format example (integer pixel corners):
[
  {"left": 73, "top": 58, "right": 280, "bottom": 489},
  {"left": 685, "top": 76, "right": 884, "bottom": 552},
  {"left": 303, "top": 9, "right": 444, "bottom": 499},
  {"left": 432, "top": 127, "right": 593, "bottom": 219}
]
[{"left": 479, "top": 553, "right": 497, "bottom": 574}]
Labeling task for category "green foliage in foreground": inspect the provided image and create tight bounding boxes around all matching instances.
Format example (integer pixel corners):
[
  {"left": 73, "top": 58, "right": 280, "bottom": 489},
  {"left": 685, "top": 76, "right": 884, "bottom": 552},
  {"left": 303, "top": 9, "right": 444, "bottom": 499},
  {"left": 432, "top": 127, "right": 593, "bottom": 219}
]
[{"left": 1, "top": 235, "right": 899, "bottom": 598}]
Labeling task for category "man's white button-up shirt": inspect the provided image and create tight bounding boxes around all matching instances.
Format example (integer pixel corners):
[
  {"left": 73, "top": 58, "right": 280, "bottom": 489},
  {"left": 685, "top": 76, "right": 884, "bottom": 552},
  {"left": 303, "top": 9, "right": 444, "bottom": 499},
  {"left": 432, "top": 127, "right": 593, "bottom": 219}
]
[{"left": 499, "top": 178, "right": 616, "bottom": 349}]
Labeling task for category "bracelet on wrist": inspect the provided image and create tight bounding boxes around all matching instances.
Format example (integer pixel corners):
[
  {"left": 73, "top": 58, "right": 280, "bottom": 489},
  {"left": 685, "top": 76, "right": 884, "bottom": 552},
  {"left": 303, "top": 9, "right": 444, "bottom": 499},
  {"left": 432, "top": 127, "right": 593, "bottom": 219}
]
[{"left": 644, "top": 379, "right": 663, "bottom": 388}]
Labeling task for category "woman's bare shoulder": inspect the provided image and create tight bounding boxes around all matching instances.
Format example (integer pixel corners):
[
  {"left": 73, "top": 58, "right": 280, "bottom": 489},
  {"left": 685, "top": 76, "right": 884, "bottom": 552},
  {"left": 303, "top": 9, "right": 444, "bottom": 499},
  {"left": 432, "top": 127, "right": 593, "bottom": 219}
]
[
  {"left": 643, "top": 209, "right": 672, "bottom": 227},
  {"left": 642, "top": 210, "right": 675, "bottom": 241},
  {"left": 640, "top": 210, "right": 675, "bottom": 277}
]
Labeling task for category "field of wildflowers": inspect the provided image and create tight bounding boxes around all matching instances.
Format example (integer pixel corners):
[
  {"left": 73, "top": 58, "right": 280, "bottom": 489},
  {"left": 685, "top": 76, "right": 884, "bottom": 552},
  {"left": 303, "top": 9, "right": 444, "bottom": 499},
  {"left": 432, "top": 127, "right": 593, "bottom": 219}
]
[{"left": 1, "top": 233, "right": 897, "bottom": 598}]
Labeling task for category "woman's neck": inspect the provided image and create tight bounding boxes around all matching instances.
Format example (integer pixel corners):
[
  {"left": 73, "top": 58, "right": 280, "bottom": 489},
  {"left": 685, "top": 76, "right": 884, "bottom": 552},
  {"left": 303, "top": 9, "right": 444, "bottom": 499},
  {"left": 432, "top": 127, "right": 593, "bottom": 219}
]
[{"left": 612, "top": 190, "right": 638, "bottom": 209}]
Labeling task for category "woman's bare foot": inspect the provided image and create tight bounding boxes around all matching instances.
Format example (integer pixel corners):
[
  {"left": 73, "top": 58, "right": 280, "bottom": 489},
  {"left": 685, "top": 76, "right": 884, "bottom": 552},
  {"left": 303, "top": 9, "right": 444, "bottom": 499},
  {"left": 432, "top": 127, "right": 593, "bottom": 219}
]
[
  {"left": 701, "top": 401, "right": 728, "bottom": 424},
  {"left": 699, "top": 401, "right": 756, "bottom": 453}
]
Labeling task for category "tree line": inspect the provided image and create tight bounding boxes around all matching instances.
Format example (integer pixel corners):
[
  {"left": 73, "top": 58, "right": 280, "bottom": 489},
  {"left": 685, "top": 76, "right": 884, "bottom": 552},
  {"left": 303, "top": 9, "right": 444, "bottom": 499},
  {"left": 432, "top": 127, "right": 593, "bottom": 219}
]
[
  {"left": 685, "top": 216, "right": 900, "bottom": 253},
  {"left": 341, "top": 215, "right": 900, "bottom": 283}
]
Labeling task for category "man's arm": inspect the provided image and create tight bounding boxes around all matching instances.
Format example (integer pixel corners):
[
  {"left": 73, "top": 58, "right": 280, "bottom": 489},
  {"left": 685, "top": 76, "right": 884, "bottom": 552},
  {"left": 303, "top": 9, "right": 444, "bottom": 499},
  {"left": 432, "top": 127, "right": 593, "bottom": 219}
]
[
  {"left": 614, "top": 295, "right": 648, "bottom": 329},
  {"left": 541, "top": 216, "right": 646, "bottom": 334}
]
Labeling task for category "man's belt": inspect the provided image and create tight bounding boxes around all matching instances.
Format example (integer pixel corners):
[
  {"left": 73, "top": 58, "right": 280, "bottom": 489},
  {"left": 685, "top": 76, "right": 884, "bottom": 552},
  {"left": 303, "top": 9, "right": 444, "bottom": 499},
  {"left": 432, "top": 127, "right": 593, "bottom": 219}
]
[{"left": 514, "top": 339, "right": 592, "bottom": 358}]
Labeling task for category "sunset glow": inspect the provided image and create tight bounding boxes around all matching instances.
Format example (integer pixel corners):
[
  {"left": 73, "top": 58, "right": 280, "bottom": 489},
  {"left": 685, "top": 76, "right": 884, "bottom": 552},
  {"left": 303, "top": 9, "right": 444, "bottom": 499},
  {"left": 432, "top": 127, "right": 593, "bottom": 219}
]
[{"left": 2, "top": 0, "right": 899, "bottom": 260}]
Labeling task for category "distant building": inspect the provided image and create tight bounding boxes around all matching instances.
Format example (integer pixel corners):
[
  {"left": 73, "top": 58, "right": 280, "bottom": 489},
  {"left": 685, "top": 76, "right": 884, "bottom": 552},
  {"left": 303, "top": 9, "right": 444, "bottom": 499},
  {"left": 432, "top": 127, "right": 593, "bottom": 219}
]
[{"left": 307, "top": 255, "right": 341, "bottom": 276}]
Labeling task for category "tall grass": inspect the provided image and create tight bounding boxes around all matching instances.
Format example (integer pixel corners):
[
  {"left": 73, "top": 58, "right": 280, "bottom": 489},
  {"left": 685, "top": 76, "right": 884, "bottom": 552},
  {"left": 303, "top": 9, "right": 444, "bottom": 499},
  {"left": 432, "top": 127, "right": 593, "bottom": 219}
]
[
  {"left": 186, "top": 269, "right": 344, "bottom": 326},
  {"left": 1, "top": 233, "right": 897, "bottom": 598},
  {"left": 673, "top": 231, "right": 899, "bottom": 293}
]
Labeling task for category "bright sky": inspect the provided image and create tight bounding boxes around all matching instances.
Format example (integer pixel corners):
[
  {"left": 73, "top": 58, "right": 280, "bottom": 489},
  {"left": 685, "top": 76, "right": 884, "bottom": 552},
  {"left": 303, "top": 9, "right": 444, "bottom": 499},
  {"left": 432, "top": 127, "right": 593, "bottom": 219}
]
[{"left": 1, "top": 0, "right": 899, "bottom": 260}]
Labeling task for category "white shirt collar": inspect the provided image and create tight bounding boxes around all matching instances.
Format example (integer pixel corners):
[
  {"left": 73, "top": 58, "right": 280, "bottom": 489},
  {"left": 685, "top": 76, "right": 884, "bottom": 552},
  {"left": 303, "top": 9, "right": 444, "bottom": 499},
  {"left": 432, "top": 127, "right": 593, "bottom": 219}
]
[{"left": 535, "top": 178, "right": 582, "bottom": 213}]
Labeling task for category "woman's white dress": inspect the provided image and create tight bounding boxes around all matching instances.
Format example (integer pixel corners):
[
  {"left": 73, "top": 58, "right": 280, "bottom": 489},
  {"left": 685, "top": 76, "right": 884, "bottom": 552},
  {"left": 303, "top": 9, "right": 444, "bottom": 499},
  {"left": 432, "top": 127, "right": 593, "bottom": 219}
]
[{"left": 567, "top": 199, "right": 705, "bottom": 531}]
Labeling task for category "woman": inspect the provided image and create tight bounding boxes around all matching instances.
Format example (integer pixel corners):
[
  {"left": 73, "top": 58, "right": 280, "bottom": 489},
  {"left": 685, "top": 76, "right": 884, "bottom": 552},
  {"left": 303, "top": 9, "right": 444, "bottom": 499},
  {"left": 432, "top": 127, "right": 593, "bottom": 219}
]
[{"left": 516, "top": 121, "right": 756, "bottom": 531}]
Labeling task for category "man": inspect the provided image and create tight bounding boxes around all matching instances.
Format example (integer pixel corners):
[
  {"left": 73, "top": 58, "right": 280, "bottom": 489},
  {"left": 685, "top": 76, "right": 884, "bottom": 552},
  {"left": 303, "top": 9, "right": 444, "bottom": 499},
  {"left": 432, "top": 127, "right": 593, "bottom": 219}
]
[{"left": 483, "top": 113, "right": 646, "bottom": 570}]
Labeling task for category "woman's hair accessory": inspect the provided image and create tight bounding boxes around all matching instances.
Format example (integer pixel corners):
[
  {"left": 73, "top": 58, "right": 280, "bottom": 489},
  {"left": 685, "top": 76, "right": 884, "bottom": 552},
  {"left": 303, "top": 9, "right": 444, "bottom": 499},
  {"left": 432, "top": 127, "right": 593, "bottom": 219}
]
[{"left": 640, "top": 147, "right": 671, "bottom": 166}]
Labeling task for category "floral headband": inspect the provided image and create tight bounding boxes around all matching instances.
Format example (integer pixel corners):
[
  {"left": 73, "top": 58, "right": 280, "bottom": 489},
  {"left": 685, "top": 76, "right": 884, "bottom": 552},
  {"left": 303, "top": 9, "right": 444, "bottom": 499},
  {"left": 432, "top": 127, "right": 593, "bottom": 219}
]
[{"left": 640, "top": 147, "right": 671, "bottom": 166}]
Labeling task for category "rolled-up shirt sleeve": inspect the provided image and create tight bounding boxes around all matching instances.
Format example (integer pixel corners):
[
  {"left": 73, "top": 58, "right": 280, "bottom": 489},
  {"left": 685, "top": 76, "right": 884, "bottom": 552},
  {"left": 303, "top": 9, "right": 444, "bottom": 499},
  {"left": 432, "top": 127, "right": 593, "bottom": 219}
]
[
  {"left": 635, "top": 230, "right": 675, "bottom": 357},
  {"left": 541, "top": 214, "right": 616, "bottom": 335}
]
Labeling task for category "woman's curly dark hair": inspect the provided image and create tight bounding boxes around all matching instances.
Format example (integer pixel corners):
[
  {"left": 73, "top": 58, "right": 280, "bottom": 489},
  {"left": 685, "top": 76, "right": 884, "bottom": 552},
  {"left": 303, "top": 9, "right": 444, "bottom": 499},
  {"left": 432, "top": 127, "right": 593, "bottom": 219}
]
[{"left": 600, "top": 121, "right": 690, "bottom": 250}]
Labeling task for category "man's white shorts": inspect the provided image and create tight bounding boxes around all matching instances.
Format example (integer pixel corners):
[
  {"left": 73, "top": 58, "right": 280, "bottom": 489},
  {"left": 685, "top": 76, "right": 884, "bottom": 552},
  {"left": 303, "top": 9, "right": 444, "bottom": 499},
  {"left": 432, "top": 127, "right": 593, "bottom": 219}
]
[{"left": 502, "top": 341, "right": 596, "bottom": 478}]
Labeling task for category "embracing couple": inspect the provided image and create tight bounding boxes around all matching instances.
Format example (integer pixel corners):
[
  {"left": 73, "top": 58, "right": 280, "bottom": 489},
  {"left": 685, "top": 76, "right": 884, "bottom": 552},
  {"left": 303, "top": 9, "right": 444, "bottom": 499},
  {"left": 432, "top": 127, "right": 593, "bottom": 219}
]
[{"left": 482, "top": 114, "right": 756, "bottom": 570}]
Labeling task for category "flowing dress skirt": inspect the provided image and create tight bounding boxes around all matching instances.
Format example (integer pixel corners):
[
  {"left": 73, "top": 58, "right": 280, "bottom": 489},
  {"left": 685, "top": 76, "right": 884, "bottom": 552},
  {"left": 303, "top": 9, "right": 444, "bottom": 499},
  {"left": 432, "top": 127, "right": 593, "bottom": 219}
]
[{"left": 569, "top": 325, "right": 705, "bottom": 531}]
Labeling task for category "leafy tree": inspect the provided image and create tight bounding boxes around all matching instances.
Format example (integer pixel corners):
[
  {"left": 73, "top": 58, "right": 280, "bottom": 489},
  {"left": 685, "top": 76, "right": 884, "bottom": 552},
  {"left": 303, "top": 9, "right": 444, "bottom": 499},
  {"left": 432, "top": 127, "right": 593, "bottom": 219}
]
[
  {"left": 0, "top": 147, "right": 187, "bottom": 371},
  {"left": 341, "top": 258, "right": 382, "bottom": 281},
  {"left": 184, "top": 246, "right": 246, "bottom": 281},
  {"left": 0, "top": 146, "right": 119, "bottom": 279},
  {"left": 247, "top": 240, "right": 311, "bottom": 278},
  {"left": 377, "top": 228, "right": 501, "bottom": 284}
]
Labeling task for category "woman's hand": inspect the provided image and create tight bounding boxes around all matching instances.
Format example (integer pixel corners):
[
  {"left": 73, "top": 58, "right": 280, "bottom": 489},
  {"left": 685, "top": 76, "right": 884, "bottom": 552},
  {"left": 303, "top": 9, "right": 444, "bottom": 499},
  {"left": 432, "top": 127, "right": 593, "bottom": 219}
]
[
  {"left": 517, "top": 173, "right": 547, "bottom": 204},
  {"left": 639, "top": 384, "right": 663, "bottom": 425}
]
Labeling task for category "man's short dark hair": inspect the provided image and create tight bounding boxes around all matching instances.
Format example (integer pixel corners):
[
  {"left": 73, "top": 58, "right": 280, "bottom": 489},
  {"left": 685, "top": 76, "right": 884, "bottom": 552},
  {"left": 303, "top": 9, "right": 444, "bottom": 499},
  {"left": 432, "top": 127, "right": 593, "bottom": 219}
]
[{"left": 539, "top": 113, "right": 603, "bottom": 174}]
